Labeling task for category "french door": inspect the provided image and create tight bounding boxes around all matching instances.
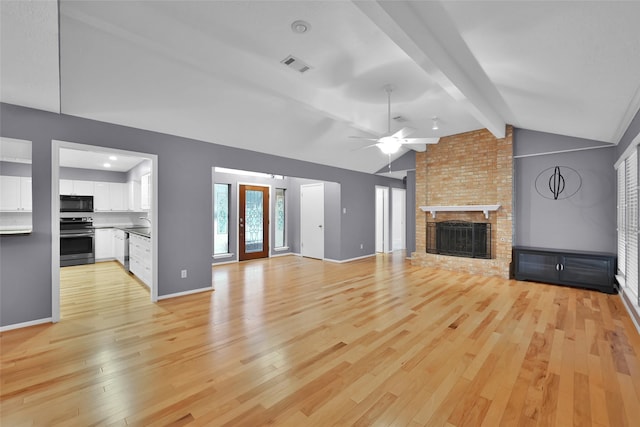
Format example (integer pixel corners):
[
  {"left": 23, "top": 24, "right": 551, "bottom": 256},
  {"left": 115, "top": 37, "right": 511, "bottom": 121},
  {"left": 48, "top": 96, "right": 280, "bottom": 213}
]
[{"left": 239, "top": 184, "right": 269, "bottom": 261}]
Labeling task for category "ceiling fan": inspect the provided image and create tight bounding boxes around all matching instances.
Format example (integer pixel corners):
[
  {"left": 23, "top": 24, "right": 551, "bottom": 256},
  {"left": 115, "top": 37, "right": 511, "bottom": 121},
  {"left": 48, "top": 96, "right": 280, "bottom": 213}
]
[{"left": 351, "top": 84, "right": 440, "bottom": 155}]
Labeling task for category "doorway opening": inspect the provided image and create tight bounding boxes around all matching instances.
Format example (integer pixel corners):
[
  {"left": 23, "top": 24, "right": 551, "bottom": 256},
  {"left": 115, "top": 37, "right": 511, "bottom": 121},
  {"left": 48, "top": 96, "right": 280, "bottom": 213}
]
[{"left": 51, "top": 140, "right": 158, "bottom": 322}]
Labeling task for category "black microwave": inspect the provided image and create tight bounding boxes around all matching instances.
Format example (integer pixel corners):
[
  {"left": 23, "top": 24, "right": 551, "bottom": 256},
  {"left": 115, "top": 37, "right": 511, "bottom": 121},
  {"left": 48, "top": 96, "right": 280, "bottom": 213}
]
[{"left": 60, "top": 195, "right": 94, "bottom": 212}]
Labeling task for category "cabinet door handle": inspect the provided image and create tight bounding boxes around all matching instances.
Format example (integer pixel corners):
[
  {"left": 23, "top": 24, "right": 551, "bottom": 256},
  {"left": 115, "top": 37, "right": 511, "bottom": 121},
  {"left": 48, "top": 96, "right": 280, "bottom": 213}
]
[
  {"left": 560, "top": 264, "right": 564, "bottom": 271},
  {"left": 556, "top": 264, "right": 559, "bottom": 271}
]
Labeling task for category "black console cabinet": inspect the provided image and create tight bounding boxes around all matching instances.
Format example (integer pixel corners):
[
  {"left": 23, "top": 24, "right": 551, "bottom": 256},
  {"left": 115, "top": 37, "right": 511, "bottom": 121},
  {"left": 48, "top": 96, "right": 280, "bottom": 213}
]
[{"left": 513, "top": 246, "right": 617, "bottom": 294}]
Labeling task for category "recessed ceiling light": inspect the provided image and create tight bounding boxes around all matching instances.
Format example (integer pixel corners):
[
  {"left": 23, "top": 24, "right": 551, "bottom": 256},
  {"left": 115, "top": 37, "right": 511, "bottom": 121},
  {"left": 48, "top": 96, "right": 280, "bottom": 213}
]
[
  {"left": 103, "top": 163, "right": 111, "bottom": 168},
  {"left": 291, "top": 20, "right": 311, "bottom": 34},
  {"left": 109, "top": 155, "right": 117, "bottom": 161}
]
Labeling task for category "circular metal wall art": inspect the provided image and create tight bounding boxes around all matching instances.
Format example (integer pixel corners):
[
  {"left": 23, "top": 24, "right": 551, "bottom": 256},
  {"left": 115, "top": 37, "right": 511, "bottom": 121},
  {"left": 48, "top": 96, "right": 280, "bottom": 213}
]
[{"left": 535, "top": 165, "right": 582, "bottom": 200}]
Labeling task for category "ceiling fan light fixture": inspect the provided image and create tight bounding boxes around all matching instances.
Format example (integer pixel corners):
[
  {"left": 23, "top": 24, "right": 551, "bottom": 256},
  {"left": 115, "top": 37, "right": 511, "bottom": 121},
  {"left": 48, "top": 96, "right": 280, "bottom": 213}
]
[
  {"left": 378, "top": 139, "right": 401, "bottom": 155},
  {"left": 432, "top": 117, "right": 439, "bottom": 130}
]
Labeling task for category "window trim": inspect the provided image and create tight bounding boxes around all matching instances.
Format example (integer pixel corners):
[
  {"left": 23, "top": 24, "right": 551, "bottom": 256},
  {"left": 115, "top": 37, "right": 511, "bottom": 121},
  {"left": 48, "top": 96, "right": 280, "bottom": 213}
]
[{"left": 213, "top": 183, "right": 231, "bottom": 256}]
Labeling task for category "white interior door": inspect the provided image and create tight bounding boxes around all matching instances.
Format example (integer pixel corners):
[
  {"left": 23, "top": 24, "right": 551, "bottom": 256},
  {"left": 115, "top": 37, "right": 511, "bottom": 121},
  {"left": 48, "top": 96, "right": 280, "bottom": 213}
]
[
  {"left": 301, "top": 183, "right": 324, "bottom": 259},
  {"left": 375, "top": 186, "right": 389, "bottom": 253},
  {"left": 392, "top": 188, "right": 406, "bottom": 251}
]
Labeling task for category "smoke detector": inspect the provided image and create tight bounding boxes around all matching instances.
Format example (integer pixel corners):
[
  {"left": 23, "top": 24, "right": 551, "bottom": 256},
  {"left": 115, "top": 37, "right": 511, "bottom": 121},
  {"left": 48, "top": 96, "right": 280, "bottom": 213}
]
[{"left": 291, "top": 20, "right": 311, "bottom": 34}]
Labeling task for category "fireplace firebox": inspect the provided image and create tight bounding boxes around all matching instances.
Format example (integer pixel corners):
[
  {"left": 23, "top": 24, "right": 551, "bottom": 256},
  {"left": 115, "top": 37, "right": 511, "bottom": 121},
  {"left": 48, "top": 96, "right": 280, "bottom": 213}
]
[{"left": 427, "top": 221, "right": 491, "bottom": 259}]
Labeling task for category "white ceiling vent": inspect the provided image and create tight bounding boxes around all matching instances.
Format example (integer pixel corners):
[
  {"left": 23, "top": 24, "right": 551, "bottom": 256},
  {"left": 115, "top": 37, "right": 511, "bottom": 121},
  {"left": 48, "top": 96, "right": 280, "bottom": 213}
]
[{"left": 280, "top": 55, "right": 312, "bottom": 74}]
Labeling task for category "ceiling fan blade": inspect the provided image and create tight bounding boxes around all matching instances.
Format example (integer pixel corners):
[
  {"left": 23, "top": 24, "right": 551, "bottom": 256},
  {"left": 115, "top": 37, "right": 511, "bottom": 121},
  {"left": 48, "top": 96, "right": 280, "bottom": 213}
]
[
  {"left": 389, "top": 127, "right": 416, "bottom": 139},
  {"left": 348, "top": 136, "right": 380, "bottom": 141},
  {"left": 399, "top": 137, "right": 440, "bottom": 145},
  {"left": 351, "top": 143, "right": 380, "bottom": 151}
]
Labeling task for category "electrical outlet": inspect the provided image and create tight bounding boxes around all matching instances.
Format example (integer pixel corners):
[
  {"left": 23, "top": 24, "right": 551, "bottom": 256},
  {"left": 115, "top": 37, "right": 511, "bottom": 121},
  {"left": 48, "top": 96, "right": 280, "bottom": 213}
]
[
  {"left": 181, "top": 269, "right": 187, "bottom": 278},
  {"left": 360, "top": 244, "right": 363, "bottom": 249}
]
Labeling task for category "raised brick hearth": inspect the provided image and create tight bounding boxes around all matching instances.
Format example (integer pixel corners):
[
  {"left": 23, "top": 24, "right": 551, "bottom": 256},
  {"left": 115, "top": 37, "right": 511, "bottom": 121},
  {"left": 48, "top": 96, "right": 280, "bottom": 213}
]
[{"left": 412, "top": 126, "right": 513, "bottom": 278}]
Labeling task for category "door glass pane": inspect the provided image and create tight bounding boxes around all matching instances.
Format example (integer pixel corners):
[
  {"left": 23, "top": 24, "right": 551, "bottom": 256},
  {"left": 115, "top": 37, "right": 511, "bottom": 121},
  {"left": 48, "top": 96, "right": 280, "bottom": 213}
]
[
  {"left": 245, "top": 189, "right": 263, "bottom": 253},
  {"left": 214, "top": 184, "right": 229, "bottom": 254},
  {"left": 275, "top": 188, "right": 285, "bottom": 248}
]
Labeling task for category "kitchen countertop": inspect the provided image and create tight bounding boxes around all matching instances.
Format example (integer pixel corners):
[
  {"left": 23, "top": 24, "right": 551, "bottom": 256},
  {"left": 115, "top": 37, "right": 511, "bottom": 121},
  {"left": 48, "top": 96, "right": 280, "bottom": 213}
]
[
  {"left": 0, "top": 227, "right": 33, "bottom": 235},
  {"left": 94, "top": 225, "right": 151, "bottom": 238},
  {"left": 123, "top": 227, "right": 151, "bottom": 238}
]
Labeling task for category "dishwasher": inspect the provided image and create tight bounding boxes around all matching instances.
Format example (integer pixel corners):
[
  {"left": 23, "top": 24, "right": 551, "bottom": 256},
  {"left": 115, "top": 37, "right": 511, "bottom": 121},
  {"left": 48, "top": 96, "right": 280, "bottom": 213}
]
[{"left": 123, "top": 231, "right": 130, "bottom": 272}]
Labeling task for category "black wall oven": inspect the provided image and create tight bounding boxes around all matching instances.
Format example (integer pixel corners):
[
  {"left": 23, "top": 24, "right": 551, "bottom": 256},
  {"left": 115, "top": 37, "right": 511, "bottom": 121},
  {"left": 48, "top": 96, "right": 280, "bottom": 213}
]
[
  {"left": 60, "top": 195, "right": 94, "bottom": 213},
  {"left": 60, "top": 217, "right": 95, "bottom": 266}
]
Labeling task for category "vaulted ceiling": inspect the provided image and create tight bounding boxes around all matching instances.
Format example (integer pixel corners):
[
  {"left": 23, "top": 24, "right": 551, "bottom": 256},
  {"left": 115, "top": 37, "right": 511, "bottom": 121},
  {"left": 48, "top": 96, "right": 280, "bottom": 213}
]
[{"left": 2, "top": 1, "right": 640, "bottom": 176}]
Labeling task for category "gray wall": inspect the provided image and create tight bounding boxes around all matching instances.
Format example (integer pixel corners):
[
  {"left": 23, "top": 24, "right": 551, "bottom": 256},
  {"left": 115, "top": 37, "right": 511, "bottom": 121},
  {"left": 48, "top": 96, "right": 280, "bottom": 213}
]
[
  {"left": 60, "top": 166, "right": 127, "bottom": 183},
  {"left": 375, "top": 150, "right": 416, "bottom": 175},
  {"left": 514, "top": 128, "right": 616, "bottom": 253},
  {"left": 323, "top": 181, "right": 342, "bottom": 260},
  {"left": 0, "top": 161, "right": 32, "bottom": 176},
  {"left": 0, "top": 102, "right": 401, "bottom": 327},
  {"left": 616, "top": 108, "right": 640, "bottom": 158}
]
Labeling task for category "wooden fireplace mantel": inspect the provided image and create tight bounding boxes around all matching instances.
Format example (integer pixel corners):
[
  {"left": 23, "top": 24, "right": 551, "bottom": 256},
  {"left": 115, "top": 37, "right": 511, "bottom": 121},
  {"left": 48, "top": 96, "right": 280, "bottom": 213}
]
[{"left": 419, "top": 204, "right": 501, "bottom": 219}]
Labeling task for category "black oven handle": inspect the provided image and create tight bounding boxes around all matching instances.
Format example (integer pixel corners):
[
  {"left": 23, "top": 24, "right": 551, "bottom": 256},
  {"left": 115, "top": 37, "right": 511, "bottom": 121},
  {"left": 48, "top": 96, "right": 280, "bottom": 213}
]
[{"left": 60, "top": 233, "right": 95, "bottom": 238}]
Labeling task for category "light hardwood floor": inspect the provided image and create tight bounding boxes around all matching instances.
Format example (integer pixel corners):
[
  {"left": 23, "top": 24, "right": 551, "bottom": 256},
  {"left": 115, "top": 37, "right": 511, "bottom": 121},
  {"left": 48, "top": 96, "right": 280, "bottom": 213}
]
[{"left": 2, "top": 254, "right": 640, "bottom": 426}]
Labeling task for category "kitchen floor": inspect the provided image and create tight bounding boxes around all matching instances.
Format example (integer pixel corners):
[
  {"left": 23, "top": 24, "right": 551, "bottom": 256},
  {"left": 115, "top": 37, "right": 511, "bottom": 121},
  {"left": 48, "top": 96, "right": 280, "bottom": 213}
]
[{"left": 60, "top": 261, "right": 149, "bottom": 320}]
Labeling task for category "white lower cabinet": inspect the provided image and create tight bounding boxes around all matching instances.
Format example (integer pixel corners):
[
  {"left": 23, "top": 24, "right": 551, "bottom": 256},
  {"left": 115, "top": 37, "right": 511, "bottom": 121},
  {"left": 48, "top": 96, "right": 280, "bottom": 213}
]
[
  {"left": 95, "top": 228, "right": 115, "bottom": 261},
  {"left": 113, "top": 229, "right": 126, "bottom": 266},
  {"left": 129, "top": 233, "right": 151, "bottom": 287}
]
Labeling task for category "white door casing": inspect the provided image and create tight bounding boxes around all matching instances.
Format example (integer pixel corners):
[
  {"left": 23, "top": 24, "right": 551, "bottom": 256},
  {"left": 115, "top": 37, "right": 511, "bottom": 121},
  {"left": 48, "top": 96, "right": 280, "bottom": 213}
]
[
  {"left": 301, "top": 183, "right": 324, "bottom": 259},
  {"left": 392, "top": 188, "right": 406, "bottom": 251},
  {"left": 375, "top": 186, "right": 389, "bottom": 253}
]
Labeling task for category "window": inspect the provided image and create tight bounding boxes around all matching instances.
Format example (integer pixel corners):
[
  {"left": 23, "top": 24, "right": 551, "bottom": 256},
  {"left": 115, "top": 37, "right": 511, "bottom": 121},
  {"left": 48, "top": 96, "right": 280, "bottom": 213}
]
[
  {"left": 617, "top": 150, "right": 639, "bottom": 306},
  {"left": 141, "top": 173, "right": 151, "bottom": 210},
  {"left": 214, "top": 183, "right": 230, "bottom": 254},
  {"left": 618, "top": 165, "right": 626, "bottom": 279},
  {"left": 275, "top": 188, "right": 286, "bottom": 248}
]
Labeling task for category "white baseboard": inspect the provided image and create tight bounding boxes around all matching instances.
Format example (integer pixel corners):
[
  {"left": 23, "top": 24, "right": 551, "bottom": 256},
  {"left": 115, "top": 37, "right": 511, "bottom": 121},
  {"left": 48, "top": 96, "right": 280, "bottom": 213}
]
[
  {"left": 324, "top": 253, "right": 376, "bottom": 264},
  {"left": 157, "top": 286, "right": 214, "bottom": 300},
  {"left": 212, "top": 259, "right": 237, "bottom": 266},
  {"left": 270, "top": 252, "right": 295, "bottom": 258},
  {"left": 0, "top": 317, "right": 53, "bottom": 332}
]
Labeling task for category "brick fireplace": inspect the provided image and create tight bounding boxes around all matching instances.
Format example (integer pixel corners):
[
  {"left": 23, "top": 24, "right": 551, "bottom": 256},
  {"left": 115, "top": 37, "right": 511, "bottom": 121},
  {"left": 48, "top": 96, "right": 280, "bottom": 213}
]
[{"left": 412, "top": 126, "right": 513, "bottom": 278}]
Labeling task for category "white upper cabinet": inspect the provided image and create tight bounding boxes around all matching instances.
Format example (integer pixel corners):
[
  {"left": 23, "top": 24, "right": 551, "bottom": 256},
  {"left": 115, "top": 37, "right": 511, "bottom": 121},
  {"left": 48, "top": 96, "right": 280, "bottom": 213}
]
[
  {"left": 93, "top": 181, "right": 109, "bottom": 211},
  {"left": 74, "top": 180, "right": 94, "bottom": 196},
  {"left": 129, "top": 180, "right": 141, "bottom": 211},
  {"left": 0, "top": 176, "right": 20, "bottom": 210},
  {"left": 59, "top": 179, "right": 73, "bottom": 195},
  {"left": 94, "top": 181, "right": 129, "bottom": 211},
  {"left": 60, "top": 179, "right": 94, "bottom": 196},
  {"left": 108, "top": 182, "right": 127, "bottom": 211},
  {"left": 20, "top": 177, "right": 32, "bottom": 210},
  {"left": 0, "top": 176, "right": 32, "bottom": 211}
]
